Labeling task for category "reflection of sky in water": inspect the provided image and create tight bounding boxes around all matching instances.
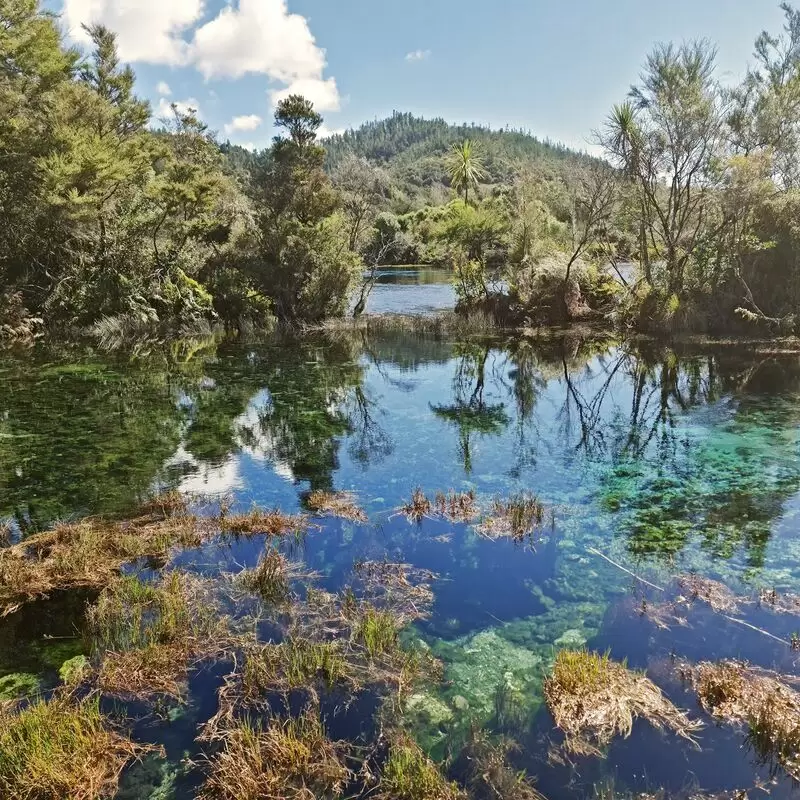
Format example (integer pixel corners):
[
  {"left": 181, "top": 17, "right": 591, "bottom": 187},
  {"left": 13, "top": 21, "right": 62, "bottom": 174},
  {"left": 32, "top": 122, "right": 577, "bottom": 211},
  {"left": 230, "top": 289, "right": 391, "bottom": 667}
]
[{"left": 5, "top": 334, "right": 800, "bottom": 797}]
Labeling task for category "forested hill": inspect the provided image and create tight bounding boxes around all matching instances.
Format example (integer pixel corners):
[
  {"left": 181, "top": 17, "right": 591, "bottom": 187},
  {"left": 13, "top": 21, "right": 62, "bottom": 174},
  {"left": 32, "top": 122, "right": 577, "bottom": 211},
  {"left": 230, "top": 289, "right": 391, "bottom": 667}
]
[{"left": 323, "top": 111, "right": 591, "bottom": 169}]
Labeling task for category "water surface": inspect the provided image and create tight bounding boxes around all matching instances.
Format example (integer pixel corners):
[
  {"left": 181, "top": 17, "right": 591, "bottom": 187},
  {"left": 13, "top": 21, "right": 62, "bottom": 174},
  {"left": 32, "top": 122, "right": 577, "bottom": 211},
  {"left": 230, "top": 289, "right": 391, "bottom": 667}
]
[{"left": 2, "top": 328, "right": 800, "bottom": 798}]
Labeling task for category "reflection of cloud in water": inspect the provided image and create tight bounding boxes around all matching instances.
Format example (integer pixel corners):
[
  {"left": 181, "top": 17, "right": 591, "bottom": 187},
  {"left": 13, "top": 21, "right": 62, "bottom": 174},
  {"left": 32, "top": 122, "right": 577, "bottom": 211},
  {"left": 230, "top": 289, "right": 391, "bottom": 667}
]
[
  {"left": 233, "top": 389, "right": 296, "bottom": 482},
  {"left": 180, "top": 458, "right": 242, "bottom": 495},
  {"left": 167, "top": 389, "right": 298, "bottom": 494}
]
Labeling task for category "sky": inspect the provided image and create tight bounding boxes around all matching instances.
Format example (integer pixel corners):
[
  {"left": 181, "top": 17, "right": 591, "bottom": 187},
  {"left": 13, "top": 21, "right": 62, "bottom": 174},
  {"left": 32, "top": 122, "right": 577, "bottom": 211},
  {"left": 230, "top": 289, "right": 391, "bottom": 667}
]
[{"left": 56, "top": 0, "right": 788, "bottom": 153}]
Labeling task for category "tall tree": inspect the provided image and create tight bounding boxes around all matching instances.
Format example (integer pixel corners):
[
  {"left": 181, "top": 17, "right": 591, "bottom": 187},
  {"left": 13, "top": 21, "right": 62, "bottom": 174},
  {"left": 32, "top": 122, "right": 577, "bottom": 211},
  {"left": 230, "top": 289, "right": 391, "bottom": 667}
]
[{"left": 445, "top": 139, "right": 488, "bottom": 205}]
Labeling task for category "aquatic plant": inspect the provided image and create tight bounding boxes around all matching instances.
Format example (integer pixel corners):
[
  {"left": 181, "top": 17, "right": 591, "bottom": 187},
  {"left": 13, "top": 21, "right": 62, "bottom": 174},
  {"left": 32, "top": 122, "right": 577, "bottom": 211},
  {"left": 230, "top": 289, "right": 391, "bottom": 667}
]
[
  {"left": 544, "top": 649, "right": 700, "bottom": 756},
  {"left": 676, "top": 574, "right": 740, "bottom": 613},
  {"left": 306, "top": 490, "right": 368, "bottom": 522},
  {"left": 199, "top": 707, "right": 351, "bottom": 800},
  {"left": 477, "top": 493, "right": 545, "bottom": 541},
  {"left": 375, "top": 731, "right": 464, "bottom": 800},
  {"left": 457, "top": 728, "right": 544, "bottom": 800},
  {"left": 400, "top": 489, "right": 480, "bottom": 525},
  {"left": 242, "top": 639, "right": 350, "bottom": 698},
  {"left": 0, "top": 693, "right": 150, "bottom": 800},
  {"left": 87, "top": 573, "right": 231, "bottom": 699},
  {"left": 0, "top": 513, "right": 207, "bottom": 615},
  {"left": 137, "top": 490, "right": 191, "bottom": 519},
  {"left": 238, "top": 549, "right": 293, "bottom": 606},
  {"left": 403, "top": 487, "right": 433, "bottom": 523},
  {"left": 219, "top": 507, "right": 311, "bottom": 538},
  {"left": 689, "top": 660, "right": 800, "bottom": 780},
  {"left": 356, "top": 606, "right": 400, "bottom": 658}
]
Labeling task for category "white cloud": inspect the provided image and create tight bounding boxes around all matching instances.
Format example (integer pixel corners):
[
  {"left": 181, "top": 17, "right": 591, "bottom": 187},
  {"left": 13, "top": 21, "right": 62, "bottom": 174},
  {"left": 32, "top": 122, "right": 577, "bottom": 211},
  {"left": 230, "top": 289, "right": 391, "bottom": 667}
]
[
  {"left": 63, "top": 0, "right": 203, "bottom": 65},
  {"left": 269, "top": 77, "right": 340, "bottom": 112},
  {"left": 224, "top": 114, "right": 262, "bottom": 134},
  {"left": 317, "top": 124, "right": 345, "bottom": 140},
  {"left": 157, "top": 96, "right": 201, "bottom": 119},
  {"left": 63, "top": 0, "right": 342, "bottom": 113},
  {"left": 191, "top": 0, "right": 340, "bottom": 110},
  {"left": 405, "top": 49, "right": 431, "bottom": 62},
  {"left": 156, "top": 80, "right": 172, "bottom": 96}
]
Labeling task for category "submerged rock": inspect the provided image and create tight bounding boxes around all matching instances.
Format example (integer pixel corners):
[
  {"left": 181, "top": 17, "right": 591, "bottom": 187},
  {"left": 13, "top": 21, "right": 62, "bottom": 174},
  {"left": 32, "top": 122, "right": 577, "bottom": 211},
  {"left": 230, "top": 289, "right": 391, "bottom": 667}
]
[{"left": 554, "top": 628, "right": 587, "bottom": 649}]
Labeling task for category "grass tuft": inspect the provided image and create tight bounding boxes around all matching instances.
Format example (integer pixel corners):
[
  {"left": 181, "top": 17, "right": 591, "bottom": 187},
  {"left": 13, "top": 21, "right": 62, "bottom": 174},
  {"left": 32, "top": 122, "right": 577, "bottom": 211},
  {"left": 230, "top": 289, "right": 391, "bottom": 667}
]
[
  {"left": 689, "top": 660, "right": 800, "bottom": 780},
  {"left": 87, "top": 572, "right": 230, "bottom": 699},
  {"left": 199, "top": 707, "right": 351, "bottom": 800},
  {"left": 219, "top": 508, "right": 310, "bottom": 538},
  {"left": 544, "top": 649, "right": 700, "bottom": 756},
  {"left": 0, "top": 693, "right": 151, "bottom": 800},
  {"left": 355, "top": 606, "right": 399, "bottom": 659},
  {"left": 306, "top": 490, "right": 368, "bottom": 522},
  {"left": 0, "top": 514, "right": 206, "bottom": 615},
  {"left": 375, "top": 732, "right": 464, "bottom": 800},
  {"left": 239, "top": 549, "right": 292, "bottom": 606},
  {"left": 478, "top": 494, "right": 545, "bottom": 541}
]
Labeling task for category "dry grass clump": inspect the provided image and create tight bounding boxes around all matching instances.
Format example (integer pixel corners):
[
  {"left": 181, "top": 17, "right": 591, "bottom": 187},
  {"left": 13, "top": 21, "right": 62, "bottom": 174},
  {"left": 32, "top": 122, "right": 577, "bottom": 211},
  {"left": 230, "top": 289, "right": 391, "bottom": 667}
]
[
  {"left": 401, "top": 489, "right": 479, "bottom": 525},
  {"left": 0, "top": 514, "right": 207, "bottom": 615},
  {"left": 688, "top": 660, "right": 800, "bottom": 780},
  {"left": 137, "top": 490, "right": 191, "bottom": 519},
  {"left": 375, "top": 731, "right": 464, "bottom": 800},
  {"left": 544, "top": 649, "right": 700, "bottom": 756},
  {"left": 87, "top": 572, "right": 231, "bottom": 699},
  {"left": 199, "top": 707, "right": 351, "bottom": 800},
  {"left": 306, "top": 490, "right": 368, "bottom": 523},
  {"left": 459, "top": 729, "right": 544, "bottom": 800},
  {"left": 0, "top": 692, "right": 151, "bottom": 800},
  {"left": 352, "top": 561, "right": 436, "bottom": 628},
  {"left": 403, "top": 488, "right": 433, "bottom": 523},
  {"left": 676, "top": 574, "right": 741, "bottom": 613},
  {"left": 758, "top": 587, "right": 800, "bottom": 614},
  {"left": 433, "top": 490, "right": 479, "bottom": 523},
  {"left": 219, "top": 507, "right": 311, "bottom": 538},
  {"left": 477, "top": 493, "right": 545, "bottom": 541}
]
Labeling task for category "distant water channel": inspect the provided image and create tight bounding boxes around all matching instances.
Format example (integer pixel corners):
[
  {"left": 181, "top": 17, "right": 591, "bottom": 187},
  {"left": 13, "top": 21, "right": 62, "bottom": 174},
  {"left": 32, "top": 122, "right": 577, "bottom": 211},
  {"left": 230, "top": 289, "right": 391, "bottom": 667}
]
[
  {"left": 364, "top": 266, "right": 456, "bottom": 314},
  {"left": 2, "top": 282, "right": 800, "bottom": 797}
]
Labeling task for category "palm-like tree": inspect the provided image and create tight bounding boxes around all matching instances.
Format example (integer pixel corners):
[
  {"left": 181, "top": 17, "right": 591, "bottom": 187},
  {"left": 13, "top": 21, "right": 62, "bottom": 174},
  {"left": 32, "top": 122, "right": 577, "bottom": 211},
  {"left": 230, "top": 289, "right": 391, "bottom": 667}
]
[
  {"left": 606, "top": 102, "right": 651, "bottom": 282},
  {"left": 445, "top": 139, "right": 488, "bottom": 205}
]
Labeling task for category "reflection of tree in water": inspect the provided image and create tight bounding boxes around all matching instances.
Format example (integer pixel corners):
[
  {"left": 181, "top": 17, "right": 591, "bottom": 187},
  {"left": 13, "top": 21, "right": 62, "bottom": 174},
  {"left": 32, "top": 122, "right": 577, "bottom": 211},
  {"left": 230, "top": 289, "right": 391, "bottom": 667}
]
[
  {"left": 431, "top": 343, "right": 510, "bottom": 473},
  {"left": 557, "top": 341, "right": 800, "bottom": 568},
  {"left": 0, "top": 347, "right": 206, "bottom": 533},
  {"left": 182, "top": 336, "right": 367, "bottom": 491}
]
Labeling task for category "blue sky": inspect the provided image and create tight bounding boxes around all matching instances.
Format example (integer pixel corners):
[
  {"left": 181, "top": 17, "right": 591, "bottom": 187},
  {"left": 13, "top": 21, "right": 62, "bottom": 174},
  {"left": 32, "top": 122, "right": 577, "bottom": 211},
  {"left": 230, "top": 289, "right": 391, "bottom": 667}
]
[{"left": 58, "top": 0, "right": 787, "bottom": 153}]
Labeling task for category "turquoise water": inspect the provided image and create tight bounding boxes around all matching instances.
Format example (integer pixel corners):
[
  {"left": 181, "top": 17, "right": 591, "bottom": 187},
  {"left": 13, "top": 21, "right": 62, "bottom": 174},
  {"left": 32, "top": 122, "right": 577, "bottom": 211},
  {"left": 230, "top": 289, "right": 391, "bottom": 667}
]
[{"left": 3, "top": 329, "right": 800, "bottom": 797}]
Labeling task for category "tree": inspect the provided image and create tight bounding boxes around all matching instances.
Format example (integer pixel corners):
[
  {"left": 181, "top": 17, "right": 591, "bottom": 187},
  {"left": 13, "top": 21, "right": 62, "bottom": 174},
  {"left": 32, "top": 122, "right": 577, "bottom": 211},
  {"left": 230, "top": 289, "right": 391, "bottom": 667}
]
[
  {"left": 331, "top": 154, "right": 389, "bottom": 252},
  {"left": 445, "top": 139, "right": 488, "bottom": 205},
  {"left": 249, "top": 95, "right": 361, "bottom": 322},
  {"left": 602, "top": 41, "right": 724, "bottom": 296},
  {"left": 561, "top": 166, "right": 618, "bottom": 319}
]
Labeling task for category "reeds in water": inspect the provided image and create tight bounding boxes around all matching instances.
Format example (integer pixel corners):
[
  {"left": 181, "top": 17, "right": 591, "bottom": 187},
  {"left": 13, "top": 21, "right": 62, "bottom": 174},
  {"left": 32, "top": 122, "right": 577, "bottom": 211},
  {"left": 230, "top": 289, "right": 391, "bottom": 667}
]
[{"left": 544, "top": 649, "right": 700, "bottom": 756}]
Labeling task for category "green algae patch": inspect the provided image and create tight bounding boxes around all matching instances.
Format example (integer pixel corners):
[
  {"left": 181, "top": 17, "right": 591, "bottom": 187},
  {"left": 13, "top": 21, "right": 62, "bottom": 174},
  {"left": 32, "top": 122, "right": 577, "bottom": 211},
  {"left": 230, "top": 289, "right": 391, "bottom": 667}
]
[
  {"left": 438, "top": 629, "right": 544, "bottom": 719},
  {"left": 0, "top": 693, "right": 152, "bottom": 800},
  {"left": 0, "top": 673, "right": 40, "bottom": 701},
  {"left": 544, "top": 650, "right": 700, "bottom": 757}
]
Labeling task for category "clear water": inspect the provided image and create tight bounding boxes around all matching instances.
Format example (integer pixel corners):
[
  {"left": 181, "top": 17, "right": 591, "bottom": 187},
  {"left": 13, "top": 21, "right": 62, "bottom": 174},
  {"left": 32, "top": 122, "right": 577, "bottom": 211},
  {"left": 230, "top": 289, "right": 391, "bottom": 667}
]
[
  {"left": 3, "top": 328, "right": 800, "bottom": 798},
  {"left": 364, "top": 267, "right": 457, "bottom": 314}
]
